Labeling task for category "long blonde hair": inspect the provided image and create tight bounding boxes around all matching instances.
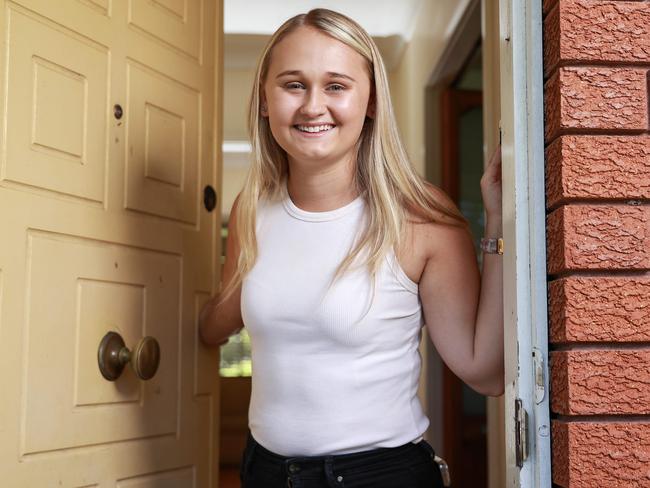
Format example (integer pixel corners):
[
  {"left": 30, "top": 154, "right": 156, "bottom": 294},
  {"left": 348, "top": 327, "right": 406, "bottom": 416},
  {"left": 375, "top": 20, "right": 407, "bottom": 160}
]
[{"left": 221, "top": 8, "right": 469, "bottom": 300}]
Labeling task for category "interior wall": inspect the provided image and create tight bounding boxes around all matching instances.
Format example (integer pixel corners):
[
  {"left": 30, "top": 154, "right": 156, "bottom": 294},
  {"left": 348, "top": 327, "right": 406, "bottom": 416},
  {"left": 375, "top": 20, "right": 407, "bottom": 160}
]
[
  {"left": 388, "top": 0, "right": 473, "bottom": 178},
  {"left": 222, "top": 68, "right": 255, "bottom": 218},
  {"left": 224, "top": 69, "right": 254, "bottom": 141},
  {"left": 221, "top": 166, "right": 249, "bottom": 220}
]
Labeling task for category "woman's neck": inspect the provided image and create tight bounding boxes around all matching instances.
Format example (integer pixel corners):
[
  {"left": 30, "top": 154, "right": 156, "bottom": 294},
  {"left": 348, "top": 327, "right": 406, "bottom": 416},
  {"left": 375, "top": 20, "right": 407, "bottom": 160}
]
[{"left": 286, "top": 157, "right": 359, "bottom": 212}]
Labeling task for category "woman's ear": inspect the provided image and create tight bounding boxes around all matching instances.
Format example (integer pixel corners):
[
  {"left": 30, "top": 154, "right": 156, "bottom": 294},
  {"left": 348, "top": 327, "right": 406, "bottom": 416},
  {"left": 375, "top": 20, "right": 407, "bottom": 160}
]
[
  {"left": 260, "top": 93, "right": 269, "bottom": 117},
  {"left": 366, "top": 92, "right": 376, "bottom": 119}
]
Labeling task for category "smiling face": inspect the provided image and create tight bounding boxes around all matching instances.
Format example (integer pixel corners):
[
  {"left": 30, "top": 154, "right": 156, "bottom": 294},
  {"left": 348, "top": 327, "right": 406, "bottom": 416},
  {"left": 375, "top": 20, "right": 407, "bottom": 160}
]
[{"left": 261, "top": 26, "right": 374, "bottom": 173}]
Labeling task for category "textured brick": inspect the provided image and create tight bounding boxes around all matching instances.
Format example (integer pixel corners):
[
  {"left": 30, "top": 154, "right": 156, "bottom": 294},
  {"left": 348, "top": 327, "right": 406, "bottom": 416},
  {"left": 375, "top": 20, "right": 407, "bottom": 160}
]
[
  {"left": 544, "top": 0, "right": 650, "bottom": 485},
  {"left": 546, "top": 205, "right": 649, "bottom": 274},
  {"left": 544, "top": 0, "right": 650, "bottom": 77},
  {"left": 552, "top": 421, "right": 570, "bottom": 486},
  {"left": 544, "top": 67, "right": 648, "bottom": 143},
  {"left": 551, "top": 352, "right": 570, "bottom": 415},
  {"left": 543, "top": 0, "right": 561, "bottom": 76},
  {"left": 551, "top": 350, "right": 650, "bottom": 414},
  {"left": 549, "top": 277, "right": 650, "bottom": 343},
  {"left": 546, "top": 135, "right": 650, "bottom": 208},
  {"left": 552, "top": 421, "right": 650, "bottom": 487}
]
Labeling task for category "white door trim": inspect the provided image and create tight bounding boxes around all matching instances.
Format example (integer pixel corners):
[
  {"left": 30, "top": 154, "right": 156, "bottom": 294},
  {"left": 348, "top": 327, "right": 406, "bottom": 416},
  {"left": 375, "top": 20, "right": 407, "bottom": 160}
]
[{"left": 499, "top": 0, "right": 551, "bottom": 486}]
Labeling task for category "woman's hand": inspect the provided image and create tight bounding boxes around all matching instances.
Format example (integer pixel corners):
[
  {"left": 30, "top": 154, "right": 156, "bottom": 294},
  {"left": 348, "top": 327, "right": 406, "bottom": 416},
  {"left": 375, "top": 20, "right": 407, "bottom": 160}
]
[
  {"left": 199, "top": 194, "right": 245, "bottom": 347},
  {"left": 480, "top": 144, "right": 502, "bottom": 219}
]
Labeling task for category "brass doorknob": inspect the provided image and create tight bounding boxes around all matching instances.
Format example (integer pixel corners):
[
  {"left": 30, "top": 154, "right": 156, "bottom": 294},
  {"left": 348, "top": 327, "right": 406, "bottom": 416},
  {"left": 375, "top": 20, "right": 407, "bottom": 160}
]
[{"left": 98, "top": 331, "right": 160, "bottom": 381}]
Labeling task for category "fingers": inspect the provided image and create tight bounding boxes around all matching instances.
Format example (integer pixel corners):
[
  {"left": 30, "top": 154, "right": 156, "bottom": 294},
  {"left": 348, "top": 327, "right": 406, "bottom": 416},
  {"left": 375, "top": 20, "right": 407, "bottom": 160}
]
[
  {"left": 489, "top": 144, "right": 502, "bottom": 166},
  {"left": 481, "top": 147, "right": 503, "bottom": 189}
]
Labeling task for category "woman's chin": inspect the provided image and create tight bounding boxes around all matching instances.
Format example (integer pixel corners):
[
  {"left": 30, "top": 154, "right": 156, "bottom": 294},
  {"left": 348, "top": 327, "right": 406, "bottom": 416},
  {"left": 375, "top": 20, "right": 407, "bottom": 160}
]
[
  {"left": 285, "top": 143, "right": 338, "bottom": 163},
  {"left": 288, "top": 151, "right": 335, "bottom": 164}
]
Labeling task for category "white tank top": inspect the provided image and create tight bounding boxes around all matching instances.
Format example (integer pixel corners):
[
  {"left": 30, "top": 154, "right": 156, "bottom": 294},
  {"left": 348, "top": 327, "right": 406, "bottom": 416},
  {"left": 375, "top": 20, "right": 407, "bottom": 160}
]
[{"left": 241, "top": 187, "right": 430, "bottom": 456}]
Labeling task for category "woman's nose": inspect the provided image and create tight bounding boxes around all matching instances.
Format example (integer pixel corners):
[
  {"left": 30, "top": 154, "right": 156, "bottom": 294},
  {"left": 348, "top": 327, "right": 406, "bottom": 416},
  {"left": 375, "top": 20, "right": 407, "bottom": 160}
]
[{"left": 300, "top": 89, "right": 326, "bottom": 117}]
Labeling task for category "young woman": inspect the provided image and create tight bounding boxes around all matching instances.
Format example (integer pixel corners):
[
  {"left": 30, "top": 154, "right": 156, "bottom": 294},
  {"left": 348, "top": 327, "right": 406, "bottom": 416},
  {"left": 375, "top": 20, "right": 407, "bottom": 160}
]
[{"left": 200, "top": 8, "right": 504, "bottom": 488}]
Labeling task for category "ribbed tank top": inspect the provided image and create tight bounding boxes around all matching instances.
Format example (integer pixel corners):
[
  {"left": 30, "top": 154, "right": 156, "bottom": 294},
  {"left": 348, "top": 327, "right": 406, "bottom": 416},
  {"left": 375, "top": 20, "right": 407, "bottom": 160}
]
[{"left": 241, "top": 186, "right": 430, "bottom": 456}]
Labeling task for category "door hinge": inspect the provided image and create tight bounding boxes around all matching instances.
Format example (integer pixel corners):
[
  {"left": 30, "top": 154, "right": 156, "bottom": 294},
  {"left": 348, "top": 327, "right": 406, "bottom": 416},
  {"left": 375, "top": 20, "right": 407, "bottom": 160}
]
[{"left": 515, "top": 398, "right": 529, "bottom": 467}]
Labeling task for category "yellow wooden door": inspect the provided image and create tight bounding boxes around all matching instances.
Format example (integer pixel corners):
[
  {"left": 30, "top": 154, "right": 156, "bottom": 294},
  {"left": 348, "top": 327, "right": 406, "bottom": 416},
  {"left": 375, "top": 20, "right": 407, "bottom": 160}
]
[{"left": 0, "top": 0, "right": 223, "bottom": 486}]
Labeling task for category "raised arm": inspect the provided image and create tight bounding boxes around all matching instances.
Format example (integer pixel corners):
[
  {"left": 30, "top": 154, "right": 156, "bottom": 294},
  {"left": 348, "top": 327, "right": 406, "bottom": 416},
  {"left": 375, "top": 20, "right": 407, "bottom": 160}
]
[
  {"left": 199, "top": 194, "right": 245, "bottom": 346},
  {"left": 418, "top": 148, "right": 504, "bottom": 396},
  {"left": 419, "top": 217, "right": 504, "bottom": 396}
]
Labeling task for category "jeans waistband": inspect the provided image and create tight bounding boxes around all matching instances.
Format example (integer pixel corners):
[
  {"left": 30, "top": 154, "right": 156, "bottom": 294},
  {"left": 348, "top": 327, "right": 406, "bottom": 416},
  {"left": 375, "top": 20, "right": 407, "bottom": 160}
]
[{"left": 244, "top": 431, "right": 435, "bottom": 474}]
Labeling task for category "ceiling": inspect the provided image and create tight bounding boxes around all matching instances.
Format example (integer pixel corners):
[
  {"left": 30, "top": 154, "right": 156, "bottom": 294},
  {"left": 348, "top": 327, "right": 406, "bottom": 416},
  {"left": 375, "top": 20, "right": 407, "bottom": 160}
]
[
  {"left": 225, "top": 0, "right": 423, "bottom": 37},
  {"left": 224, "top": 0, "right": 424, "bottom": 70}
]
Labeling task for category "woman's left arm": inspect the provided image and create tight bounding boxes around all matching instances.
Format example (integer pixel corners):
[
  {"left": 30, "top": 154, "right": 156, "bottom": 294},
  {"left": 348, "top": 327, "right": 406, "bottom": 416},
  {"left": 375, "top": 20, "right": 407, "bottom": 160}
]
[{"left": 419, "top": 146, "right": 504, "bottom": 396}]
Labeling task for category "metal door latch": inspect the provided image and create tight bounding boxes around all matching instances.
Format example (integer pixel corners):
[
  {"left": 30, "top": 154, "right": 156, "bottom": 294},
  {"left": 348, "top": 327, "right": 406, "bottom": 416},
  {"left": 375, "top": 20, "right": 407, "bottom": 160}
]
[{"left": 434, "top": 455, "right": 451, "bottom": 487}]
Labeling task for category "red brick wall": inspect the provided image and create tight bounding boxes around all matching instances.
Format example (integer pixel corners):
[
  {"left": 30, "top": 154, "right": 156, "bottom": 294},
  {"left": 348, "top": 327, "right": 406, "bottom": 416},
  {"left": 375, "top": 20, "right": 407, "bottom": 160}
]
[{"left": 543, "top": 0, "right": 650, "bottom": 486}]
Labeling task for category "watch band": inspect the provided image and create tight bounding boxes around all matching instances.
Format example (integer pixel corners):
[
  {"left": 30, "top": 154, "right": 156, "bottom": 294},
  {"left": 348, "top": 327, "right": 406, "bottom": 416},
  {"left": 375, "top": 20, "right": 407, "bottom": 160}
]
[{"left": 480, "top": 237, "right": 504, "bottom": 255}]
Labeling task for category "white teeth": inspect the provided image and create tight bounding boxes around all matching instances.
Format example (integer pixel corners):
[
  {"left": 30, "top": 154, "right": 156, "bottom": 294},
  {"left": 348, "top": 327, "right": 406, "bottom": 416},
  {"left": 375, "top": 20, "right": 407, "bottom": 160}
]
[{"left": 296, "top": 124, "right": 334, "bottom": 133}]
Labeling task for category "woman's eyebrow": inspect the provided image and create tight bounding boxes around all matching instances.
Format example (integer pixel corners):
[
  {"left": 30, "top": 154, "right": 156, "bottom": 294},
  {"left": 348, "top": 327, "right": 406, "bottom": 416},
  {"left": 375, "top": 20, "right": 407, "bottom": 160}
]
[
  {"left": 276, "top": 70, "right": 301, "bottom": 79},
  {"left": 275, "top": 70, "right": 356, "bottom": 82},
  {"left": 328, "top": 72, "right": 356, "bottom": 82}
]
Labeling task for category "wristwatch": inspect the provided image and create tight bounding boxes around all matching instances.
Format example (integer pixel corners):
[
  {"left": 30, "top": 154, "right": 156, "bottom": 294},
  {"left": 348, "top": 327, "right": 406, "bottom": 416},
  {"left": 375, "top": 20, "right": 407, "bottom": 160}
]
[{"left": 480, "top": 237, "right": 504, "bottom": 255}]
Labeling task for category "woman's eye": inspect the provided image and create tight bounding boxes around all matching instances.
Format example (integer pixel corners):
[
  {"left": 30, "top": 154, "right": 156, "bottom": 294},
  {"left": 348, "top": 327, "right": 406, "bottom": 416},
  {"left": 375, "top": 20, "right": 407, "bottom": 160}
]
[
  {"left": 328, "top": 84, "right": 345, "bottom": 92},
  {"left": 286, "top": 82, "right": 304, "bottom": 90}
]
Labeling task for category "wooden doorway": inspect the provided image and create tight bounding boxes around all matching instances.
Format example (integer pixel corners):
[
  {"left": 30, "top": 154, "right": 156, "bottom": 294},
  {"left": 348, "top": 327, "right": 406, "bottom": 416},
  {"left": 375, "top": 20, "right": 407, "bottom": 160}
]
[
  {"left": 0, "top": 0, "right": 223, "bottom": 486},
  {"left": 440, "top": 43, "right": 488, "bottom": 487}
]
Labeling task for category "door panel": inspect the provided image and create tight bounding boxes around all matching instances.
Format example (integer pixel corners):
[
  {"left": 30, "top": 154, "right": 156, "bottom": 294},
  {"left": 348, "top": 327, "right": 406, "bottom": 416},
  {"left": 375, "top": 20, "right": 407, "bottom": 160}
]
[
  {"left": 117, "top": 467, "right": 196, "bottom": 488},
  {"left": 0, "top": 0, "right": 222, "bottom": 486},
  {"left": 125, "top": 60, "right": 200, "bottom": 223},
  {"left": 129, "top": 0, "right": 202, "bottom": 62},
  {"left": 4, "top": 6, "right": 108, "bottom": 202},
  {"left": 23, "top": 232, "right": 180, "bottom": 453}
]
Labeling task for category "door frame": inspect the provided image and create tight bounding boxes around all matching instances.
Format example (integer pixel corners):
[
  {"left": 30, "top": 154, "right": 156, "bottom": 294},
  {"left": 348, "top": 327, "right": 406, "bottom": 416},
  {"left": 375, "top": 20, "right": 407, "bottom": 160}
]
[
  {"left": 440, "top": 86, "right": 487, "bottom": 486},
  {"left": 425, "top": 0, "right": 507, "bottom": 486},
  {"left": 425, "top": 0, "right": 551, "bottom": 486},
  {"left": 440, "top": 88, "right": 483, "bottom": 204},
  {"left": 498, "top": 0, "right": 551, "bottom": 486}
]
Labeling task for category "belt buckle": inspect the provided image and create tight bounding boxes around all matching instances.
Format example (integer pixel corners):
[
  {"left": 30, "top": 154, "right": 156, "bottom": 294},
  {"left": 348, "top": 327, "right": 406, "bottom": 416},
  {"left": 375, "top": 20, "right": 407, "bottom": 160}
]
[{"left": 433, "top": 455, "right": 451, "bottom": 487}]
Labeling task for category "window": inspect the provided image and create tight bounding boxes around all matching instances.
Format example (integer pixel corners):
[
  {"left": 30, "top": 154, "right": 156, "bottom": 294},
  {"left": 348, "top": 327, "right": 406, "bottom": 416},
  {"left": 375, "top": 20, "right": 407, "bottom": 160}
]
[
  {"left": 218, "top": 222, "right": 252, "bottom": 377},
  {"left": 220, "top": 328, "right": 252, "bottom": 377}
]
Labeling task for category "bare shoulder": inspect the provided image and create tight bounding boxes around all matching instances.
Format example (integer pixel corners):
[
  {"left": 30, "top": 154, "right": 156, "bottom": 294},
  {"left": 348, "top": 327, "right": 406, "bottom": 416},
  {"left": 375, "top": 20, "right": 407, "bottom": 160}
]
[
  {"left": 407, "top": 185, "right": 469, "bottom": 256},
  {"left": 397, "top": 185, "right": 470, "bottom": 283}
]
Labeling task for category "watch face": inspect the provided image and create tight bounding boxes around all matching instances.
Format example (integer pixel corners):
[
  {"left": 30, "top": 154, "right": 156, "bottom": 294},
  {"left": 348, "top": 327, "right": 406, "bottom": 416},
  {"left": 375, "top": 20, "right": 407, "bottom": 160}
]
[{"left": 481, "top": 238, "right": 497, "bottom": 253}]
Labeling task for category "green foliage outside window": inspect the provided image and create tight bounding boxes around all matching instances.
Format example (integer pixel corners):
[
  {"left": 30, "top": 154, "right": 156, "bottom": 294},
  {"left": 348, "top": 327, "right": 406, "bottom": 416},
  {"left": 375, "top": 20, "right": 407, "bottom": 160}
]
[
  {"left": 220, "top": 328, "right": 252, "bottom": 377},
  {"left": 217, "top": 222, "right": 252, "bottom": 377}
]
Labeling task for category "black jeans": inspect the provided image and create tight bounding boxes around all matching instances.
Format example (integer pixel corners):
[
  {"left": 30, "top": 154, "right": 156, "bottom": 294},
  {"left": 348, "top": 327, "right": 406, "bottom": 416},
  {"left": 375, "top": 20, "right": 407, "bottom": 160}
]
[{"left": 239, "top": 431, "right": 446, "bottom": 488}]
